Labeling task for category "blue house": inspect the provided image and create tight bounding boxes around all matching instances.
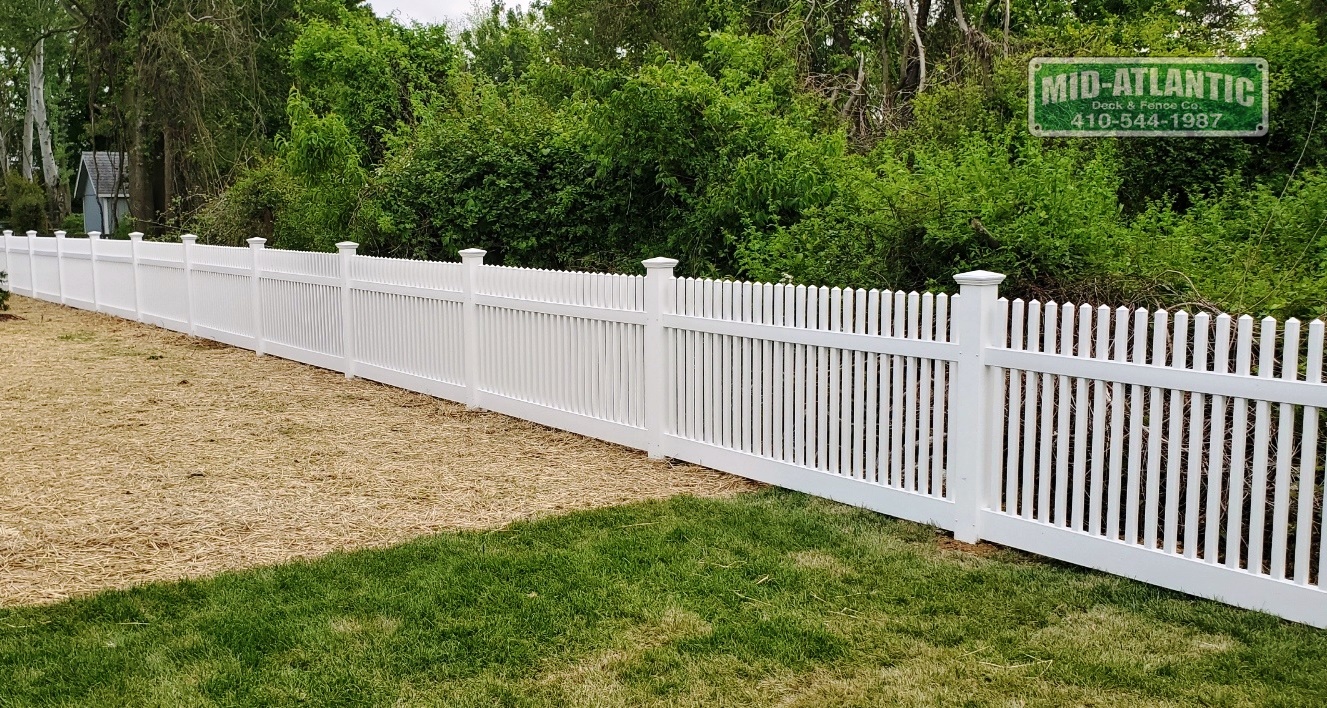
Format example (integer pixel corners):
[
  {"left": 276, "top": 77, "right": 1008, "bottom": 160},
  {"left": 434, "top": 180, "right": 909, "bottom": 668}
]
[{"left": 74, "top": 151, "right": 130, "bottom": 234}]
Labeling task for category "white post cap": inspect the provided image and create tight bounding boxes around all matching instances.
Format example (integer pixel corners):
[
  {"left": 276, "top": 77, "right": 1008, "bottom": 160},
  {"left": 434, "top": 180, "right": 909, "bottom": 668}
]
[
  {"left": 88, "top": 231, "right": 102, "bottom": 239},
  {"left": 642, "top": 257, "right": 680, "bottom": 270},
  {"left": 129, "top": 231, "right": 144, "bottom": 241},
  {"left": 246, "top": 237, "right": 266, "bottom": 247},
  {"left": 459, "top": 248, "right": 487, "bottom": 259},
  {"left": 953, "top": 270, "right": 1006, "bottom": 287},
  {"left": 2, "top": 230, "right": 11, "bottom": 237},
  {"left": 336, "top": 241, "right": 358, "bottom": 253},
  {"left": 181, "top": 233, "right": 198, "bottom": 243},
  {"left": 26, "top": 231, "right": 38, "bottom": 237},
  {"left": 55, "top": 230, "right": 66, "bottom": 238}
]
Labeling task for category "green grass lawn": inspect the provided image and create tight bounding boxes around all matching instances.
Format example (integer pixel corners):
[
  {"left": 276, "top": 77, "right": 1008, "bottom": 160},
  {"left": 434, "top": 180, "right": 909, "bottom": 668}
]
[{"left": 3, "top": 490, "right": 1325, "bottom": 707}]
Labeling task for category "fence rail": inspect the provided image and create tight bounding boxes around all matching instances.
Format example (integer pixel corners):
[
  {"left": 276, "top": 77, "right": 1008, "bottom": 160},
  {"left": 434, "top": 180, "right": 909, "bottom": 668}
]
[{"left": 4, "top": 228, "right": 1327, "bottom": 627}]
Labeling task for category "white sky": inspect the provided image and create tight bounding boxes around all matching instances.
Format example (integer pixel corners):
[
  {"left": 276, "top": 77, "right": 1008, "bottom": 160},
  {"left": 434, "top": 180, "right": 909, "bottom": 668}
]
[{"left": 366, "top": 0, "right": 477, "bottom": 26}]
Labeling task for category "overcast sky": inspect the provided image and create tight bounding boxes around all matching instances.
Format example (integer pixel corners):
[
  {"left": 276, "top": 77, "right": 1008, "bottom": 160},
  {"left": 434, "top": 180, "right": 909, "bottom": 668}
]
[{"left": 365, "top": 0, "right": 480, "bottom": 26}]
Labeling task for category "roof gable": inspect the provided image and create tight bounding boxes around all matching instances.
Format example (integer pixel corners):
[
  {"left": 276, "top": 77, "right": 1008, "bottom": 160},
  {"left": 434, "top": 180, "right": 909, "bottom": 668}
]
[{"left": 76, "top": 151, "right": 128, "bottom": 198}]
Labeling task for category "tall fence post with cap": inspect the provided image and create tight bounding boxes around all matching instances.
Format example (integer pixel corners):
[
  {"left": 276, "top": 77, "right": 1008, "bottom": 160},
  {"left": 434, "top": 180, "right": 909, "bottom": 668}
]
[
  {"left": 248, "top": 238, "right": 266, "bottom": 355},
  {"left": 337, "top": 241, "right": 358, "bottom": 379},
  {"left": 1, "top": 230, "right": 10, "bottom": 293},
  {"left": 54, "top": 230, "right": 66, "bottom": 305},
  {"left": 129, "top": 232, "right": 144, "bottom": 322},
  {"left": 88, "top": 231, "right": 102, "bottom": 312},
  {"left": 181, "top": 234, "right": 197, "bottom": 335},
  {"left": 642, "top": 257, "right": 679, "bottom": 459},
  {"left": 26, "top": 231, "right": 37, "bottom": 298},
  {"left": 460, "top": 248, "right": 486, "bottom": 409},
  {"left": 950, "top": 270, "right": 1006, "bottom": 543},
  {"left": 1, "top": 230, "right": 9, "bottom": 288}
]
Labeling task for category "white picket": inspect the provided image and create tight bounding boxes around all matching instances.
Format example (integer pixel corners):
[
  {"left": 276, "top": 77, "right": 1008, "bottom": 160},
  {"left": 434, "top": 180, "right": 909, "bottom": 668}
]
[
  {"left": 1089, "top": 305, "right": 1110, "bottom": 535},
  {"left": 1270, "top": 319, "right": 1299, "bottom": 579},
  {"left": 1184, "top": 313, "right": 1209, "bottom": 560},
  {"left": 1037, "top": 302, "right": 1056, "bottom": 522},
  {"left": 1054, "top": 303, "right": 1073, "bottom": 526},
  {"left": 1301, "top": 320, "right": 1323, "bottom": 585},
  {"left": 1206, "top": 314, "right": 1232, "bottom": 564},
  {"left": 1006, "top": 300, "right": 1025, "bottom": 515},
  {"left": 1071, "top": 304, "right": 1091, "bottom": 530},
  {"left": 1226, "top": 315, "right": 1255, "bottom": 570}
]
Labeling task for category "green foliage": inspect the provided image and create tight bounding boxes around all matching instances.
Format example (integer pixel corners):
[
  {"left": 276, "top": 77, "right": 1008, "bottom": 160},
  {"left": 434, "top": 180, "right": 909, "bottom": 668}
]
[
  {"left": 289, "top": 7, "right": 457, "bottom": 165},
  {"left": 1123, "top": 169, "right": 1327, "bottom": 320},
  {"left": 358, "top": 82, "right": 629, "bottom": 267},
  {"left": 180, "top": 0, "right": 1327, "bottom": 317},
  {"left": 6, "top": 174, "right": 48, "bottom": 235},
  {"left": 739, "top": 134, "right": 1125, "bottom": 294},
  {"left": 59, "top": 213, "right": 83, "bottom": 235},
  {"left": 0, "top": 271, "right": 8, "bottom": 311},
  {"left": 461, "top": 2, "right": 546, "bottom": 83},
  {"left": 191, "top": 159, "right": 299, "bottom": 247}
]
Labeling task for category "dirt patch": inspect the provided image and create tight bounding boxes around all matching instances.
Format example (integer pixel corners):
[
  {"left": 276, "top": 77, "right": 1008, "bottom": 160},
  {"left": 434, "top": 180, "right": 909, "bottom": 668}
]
[
  {"left": 0, "top": 296, "right": 758, "bottom": 606},
  {"left": 935, "top": 536, "right": 1005, "bottom": 558}
]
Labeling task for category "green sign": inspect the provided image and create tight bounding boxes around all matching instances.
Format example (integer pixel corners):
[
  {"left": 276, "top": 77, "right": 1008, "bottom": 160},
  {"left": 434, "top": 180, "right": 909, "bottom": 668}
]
[{"left": 1028, "top": 57, "right": 1268, "bottom": 137}]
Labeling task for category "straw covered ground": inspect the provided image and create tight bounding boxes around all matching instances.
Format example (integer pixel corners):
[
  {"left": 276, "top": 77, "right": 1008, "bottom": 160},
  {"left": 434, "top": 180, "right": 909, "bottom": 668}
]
[{"left": 0, "top": 295, "right": 755, "bottom": 606}]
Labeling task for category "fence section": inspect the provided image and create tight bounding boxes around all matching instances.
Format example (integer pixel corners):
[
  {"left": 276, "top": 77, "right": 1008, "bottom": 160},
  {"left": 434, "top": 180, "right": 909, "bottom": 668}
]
[
  {"left": 662, "top": 279, "right": 961, "bottom": 528},
  {"left": 3, "top": 229, "right": 1326, "bottom": 628},
  {"left": 984, "top": 299, "right": 1327, "bottom": 626},
  {"left": 348, "top": 253, "right": 466, "bottom": 400},
  {"left": 476, "top": 264, "right": 648, "bottom": 448}
]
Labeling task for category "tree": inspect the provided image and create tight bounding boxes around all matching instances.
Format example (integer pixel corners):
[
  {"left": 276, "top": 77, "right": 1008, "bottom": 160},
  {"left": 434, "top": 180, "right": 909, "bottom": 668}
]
[
  {"left": 0, "top": 0, "right": 70, "bottom": 219},
  {"left": 64, "top": 0, "right": 306, "bottom": 233}
]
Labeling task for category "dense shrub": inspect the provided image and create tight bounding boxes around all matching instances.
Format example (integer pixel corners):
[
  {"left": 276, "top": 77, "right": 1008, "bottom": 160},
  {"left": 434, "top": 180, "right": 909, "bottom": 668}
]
[
  {"left": 738, "top": 134, "right": 1125, "bottom": 295},
  {"left": 6, "top": 174, "right": 48, "bottom": 235},
  {"left": 187, "top": 2, "right": 1327, "bottom": 318}
]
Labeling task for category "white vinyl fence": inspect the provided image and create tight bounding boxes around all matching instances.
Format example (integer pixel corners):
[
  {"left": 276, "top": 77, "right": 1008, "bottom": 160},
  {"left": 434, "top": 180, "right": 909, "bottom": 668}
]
[{"left": 5, "top": 228, "right": 1327, "bottom": 627}]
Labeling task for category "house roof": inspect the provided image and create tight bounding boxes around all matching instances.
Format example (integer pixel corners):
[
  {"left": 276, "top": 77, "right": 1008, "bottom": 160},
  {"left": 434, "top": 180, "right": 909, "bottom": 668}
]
[{"left": 75, "top": 151, "right": 128, "bottom": 198}]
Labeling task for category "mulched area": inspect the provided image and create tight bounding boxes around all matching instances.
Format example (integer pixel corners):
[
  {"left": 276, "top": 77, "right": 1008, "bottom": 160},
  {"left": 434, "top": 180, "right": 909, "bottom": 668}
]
[{"left": 0, "top": 295, "right": 755, "bottom": 605}]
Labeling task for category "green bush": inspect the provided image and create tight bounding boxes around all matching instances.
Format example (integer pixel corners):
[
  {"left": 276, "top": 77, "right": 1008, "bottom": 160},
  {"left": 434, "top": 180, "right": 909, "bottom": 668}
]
[
  {"left": 60, "top": 213, "right": 84, "bottom": 236},
  {"left": 0, "top": 271, "right": 8, "bottom": 311},
  {"left": 738, "top": 133, "right": 1125, "bottom": 296},
  {"left": 5, "top": 174, "right": 48, "bottom": 235},
  {"left": 192, "top": 159, "right": 299, "bottom": 247}
]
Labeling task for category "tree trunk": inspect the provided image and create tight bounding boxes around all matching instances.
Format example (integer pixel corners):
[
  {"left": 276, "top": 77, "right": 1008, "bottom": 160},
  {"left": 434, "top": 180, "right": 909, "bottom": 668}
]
[
  {"left": 0, "top": 114, "right": 9, "bottom": 176},
  {"left": 903, "top": 0, "right": 927, "bottom": 93},
  {"left": 21, "top": 82, "right": 34, "bottom": 180},
  {"left": 880, "top": 0, "right": 893, "bottom": 112},
  {"left": 953, "top": 0, "right": 971, "bottom": 34},
  {"left": 128, "top": 85, "right": 154, "bottom": 233},
  {"left": 30, "top": 39, "right": 63, "bottom": 218},
  {"left": 163, "top": 124, "right": 174, "bottom": 226}
]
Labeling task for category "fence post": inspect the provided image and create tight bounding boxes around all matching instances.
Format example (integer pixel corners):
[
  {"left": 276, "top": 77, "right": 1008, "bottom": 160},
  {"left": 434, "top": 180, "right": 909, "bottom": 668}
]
[
  {"left": 642, "top": 257, "right": 679, "bottom": 459},
  {"left": 24, "top": 233, "right": 36, "bottom": 299},
  {"left": 459, "top": 248, "right": 487, "bottom": 409},
  {"left": 337, "top": 241, "right": 358, "bottom": 379},
  {"left": 54, "top": 230, "right": 67, "bottom": 304},
  {"left": 129, "top": 232, "right": 144, "bottom": 321},
  {"left": 248, "top": 238, "right": 266, "bottom": 355},
  {"left": 181, "top": 234, "right": 197, "bottom": 336},
  {"left": 2, "top": 230, "right": 9, "bottom": 288},
  {"left": 88, "top": 231, "right": 101, "bottom": 312},
  {"left": 26, "top": 231, "right": 37, "bottom": 299},
  {"left": 950, "top": 270, "right": 1006, "bottom": 543}
]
